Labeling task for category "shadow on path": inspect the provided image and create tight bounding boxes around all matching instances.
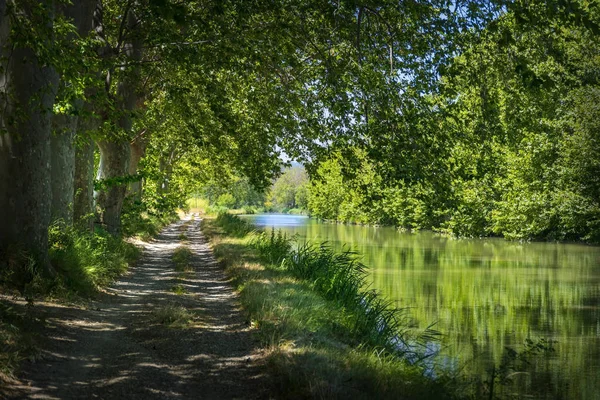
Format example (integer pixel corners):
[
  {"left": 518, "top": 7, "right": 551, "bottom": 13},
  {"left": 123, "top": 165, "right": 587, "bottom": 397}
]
[{"left": 5, "top": 216, "right": 271, "bottom": 399}]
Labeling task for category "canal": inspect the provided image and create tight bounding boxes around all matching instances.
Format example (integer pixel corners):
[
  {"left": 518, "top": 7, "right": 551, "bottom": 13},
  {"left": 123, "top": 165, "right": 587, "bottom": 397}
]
[{"left": 243, "top": 213, "right": 600, "bottom": 399}]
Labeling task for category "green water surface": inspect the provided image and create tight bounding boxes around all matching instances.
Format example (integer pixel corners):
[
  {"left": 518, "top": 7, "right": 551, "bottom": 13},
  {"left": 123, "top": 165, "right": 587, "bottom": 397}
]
[{"left": 243, "top": 214, "right": 600, "bottom": 399}]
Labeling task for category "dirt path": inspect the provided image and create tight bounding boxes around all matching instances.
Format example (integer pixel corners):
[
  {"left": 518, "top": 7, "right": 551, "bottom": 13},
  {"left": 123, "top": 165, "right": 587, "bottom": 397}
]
[{"left": 5, "top": 216, "right": 271, "bottom": 399}]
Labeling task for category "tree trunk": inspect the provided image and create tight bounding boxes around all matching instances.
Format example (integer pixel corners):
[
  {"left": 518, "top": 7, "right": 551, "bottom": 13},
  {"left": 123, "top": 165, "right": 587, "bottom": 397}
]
[
  {"left": 128, "top": 131, "right": 148, "bottom": 201},
  {"left": 0, "top": 2, "right": 59, "bottom": 275},
  {"left": 95, "top": 7, "right": 143, "bottom": 235},
  {"left": 73, "top": 127, "right": 96, "bottom": 230},
  {"left": 49, "top": 0, "right": 97, "bottom": 226},
  {"left": 50, "top": 113, "right": 78, "bottom": 224},
  {"left": 95, "top": 139, "right": 130, "bottom": 235}
]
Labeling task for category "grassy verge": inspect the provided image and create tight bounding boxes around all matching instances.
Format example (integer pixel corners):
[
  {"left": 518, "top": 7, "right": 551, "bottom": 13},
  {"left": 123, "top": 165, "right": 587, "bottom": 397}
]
[{"left": 202, "top": 214, "right": 455, "bottom": 399}]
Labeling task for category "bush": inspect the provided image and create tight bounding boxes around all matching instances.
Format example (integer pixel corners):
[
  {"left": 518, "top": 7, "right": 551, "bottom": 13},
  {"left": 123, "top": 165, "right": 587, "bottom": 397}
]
[{"left": 216, "top": 193, "right": 236, "bottom": 208}]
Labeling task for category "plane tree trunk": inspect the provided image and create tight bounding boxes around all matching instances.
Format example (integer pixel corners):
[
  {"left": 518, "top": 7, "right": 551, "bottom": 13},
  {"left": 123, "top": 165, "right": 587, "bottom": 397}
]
[
  {"left": 51, "top": 114, "right": 78, "bottom": 224},
  {"left": 73, "top": 122, "right": 97, "bottom": 230},
  {"left": 0, "top": 1, "right": 59, "bottom": 275},
  {"left": 128, "top": 131, "right": 148, "bottom": 201},
  {"left": 95, "top": 139, "right": 130, "bottom": 234},
  {"left": 95, "top": 7, "right": 143, "bottom": 235},
  {"left": 50, "top": 0, "right": 97, "bottom": 226}
]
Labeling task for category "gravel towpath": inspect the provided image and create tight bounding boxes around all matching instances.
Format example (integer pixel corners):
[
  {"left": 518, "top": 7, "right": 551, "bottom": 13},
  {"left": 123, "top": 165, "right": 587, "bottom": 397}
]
[{"left": 5, "top": 216, "right": 270, "bottom": 399}]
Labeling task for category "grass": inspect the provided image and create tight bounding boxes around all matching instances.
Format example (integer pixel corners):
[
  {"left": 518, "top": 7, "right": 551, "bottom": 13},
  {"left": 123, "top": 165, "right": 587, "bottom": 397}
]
[
  {"left": 172, "top": 246, "right": 193, "bottom": 272},
  {"left": 0, "top": 302, "right": 44, "bottom": 386},
  {"left": 47, "top": 222, "right": 141, "bottom": 298},
  {"left": 202, "top": 215, "right": 455, "bottom": 399},
  {"left": 171, "top": 284, "right": 187, "bottom": 295},
  {"left": 151, "top": 303, "right": 195, "bottom": 328}
]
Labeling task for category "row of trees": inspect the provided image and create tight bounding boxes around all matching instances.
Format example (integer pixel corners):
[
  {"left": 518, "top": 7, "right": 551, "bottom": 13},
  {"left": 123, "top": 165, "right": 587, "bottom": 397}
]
[
  {"left": 2, "top": 0, "right": 596, "bottom": 280},
  {"left": 4, "top": 0, "right": 474, "bottom": 274},
  {"left": 307, "top": 4, "right": 600, "bottom": 242}
]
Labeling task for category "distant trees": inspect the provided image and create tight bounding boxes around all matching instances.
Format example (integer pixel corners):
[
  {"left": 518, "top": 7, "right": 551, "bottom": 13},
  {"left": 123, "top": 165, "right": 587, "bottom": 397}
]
[{"left": 269, "top": 166, "right": 309, "bottom": 211}]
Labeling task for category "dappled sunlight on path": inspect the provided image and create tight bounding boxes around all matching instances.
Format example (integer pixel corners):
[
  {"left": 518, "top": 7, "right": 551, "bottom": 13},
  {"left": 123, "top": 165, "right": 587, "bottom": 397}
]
[{"left": 6, "top": 216, "right": 270, "bottom": 399}]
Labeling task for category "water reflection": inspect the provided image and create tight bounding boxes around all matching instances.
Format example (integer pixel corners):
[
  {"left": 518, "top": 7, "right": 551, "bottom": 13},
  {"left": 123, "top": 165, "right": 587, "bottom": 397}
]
[{"left": 243, "top": 214, "right": 600, "bottom": 400}]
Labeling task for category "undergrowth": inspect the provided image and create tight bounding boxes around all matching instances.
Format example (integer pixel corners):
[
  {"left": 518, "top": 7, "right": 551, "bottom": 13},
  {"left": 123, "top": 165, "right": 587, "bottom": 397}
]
[
  {"left": 0, "top": 302, "right": 44, "bottom": 387},
  {"left": 47, "top": 222, "right": 140, "bottom": 297},
  {"left": 203, "top": 214, "right": 454, "bottom": 399}
]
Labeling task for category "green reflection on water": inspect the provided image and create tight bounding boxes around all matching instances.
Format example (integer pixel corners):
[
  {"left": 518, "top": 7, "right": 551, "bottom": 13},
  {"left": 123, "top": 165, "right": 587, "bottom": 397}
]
[{"left": 243, "top": 214, "right": 600, "bottom": 399}]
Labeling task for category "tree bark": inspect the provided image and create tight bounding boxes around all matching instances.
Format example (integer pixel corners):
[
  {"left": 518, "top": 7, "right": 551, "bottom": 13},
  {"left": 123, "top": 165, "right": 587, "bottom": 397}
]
[
  {"left": 95, "top": 139, "right": 130, "bottom": 234},
  {"left": 0, "top": 1, "right": 59, "bottom": 274},
  {"left": 73, "top": 125, "right": 96, "bottom": 230},
  {"left": 95, "top": 6, "right": 143, "bottom": 235},
  {"left": 128, "top": 131, "right": 148, "bottom": 201},
  {"left": 50, "top": 0, "right": 97, "bottom": 225},
  {"left": 50, "top": 113, "right": 78, "bottom": 224}
]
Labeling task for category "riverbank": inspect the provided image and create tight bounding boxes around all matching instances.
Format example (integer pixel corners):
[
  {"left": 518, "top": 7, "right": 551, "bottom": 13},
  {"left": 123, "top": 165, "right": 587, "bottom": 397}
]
[{"left": 201, "top": 214, "right": 457, "bottom": 399}]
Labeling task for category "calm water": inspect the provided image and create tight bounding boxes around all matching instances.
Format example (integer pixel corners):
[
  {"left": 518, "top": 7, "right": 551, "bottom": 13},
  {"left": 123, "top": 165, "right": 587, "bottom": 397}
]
[{"left": 243, "top": 214, "right": 600, "bottom": 399}]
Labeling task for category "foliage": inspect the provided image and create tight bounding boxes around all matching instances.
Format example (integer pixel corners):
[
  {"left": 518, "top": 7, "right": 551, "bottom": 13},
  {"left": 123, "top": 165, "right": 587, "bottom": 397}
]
[
  {"left": 215, "top": 193, "right": 236, "bottom": 209},
  {"left": 121, "top": 199, "right": 179, "bottom": 241},
  {"left": 200, "top": 177, "right": 266, "bottom": 210},
  {"left": 269, "top": 166, "right": 309, "bottom": 212},
  {"left": 301, "top": 4, "right": 600, "bottom": 243},
  {"left": 47, "top": 222, "right": 140, "bottom": 296}
]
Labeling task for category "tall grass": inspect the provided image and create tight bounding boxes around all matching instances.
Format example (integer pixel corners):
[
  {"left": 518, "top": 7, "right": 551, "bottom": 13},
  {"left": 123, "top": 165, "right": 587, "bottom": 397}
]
[
  {"left": 252, "top": 229, "right": 293, "bottom": 265},
  {"left": 0, "top": 222, "right": 142, "bottom": 299},
  {"left": 215, "top": 213, "right": 255, "bottom": 237},
  {"left": 47, "top": 222, "right": 140, "bottom": 296},
  {"left": 263, "top": 236, "right": 429, "bottom": 356},
  {"left": 206, "top": 215, "right": 453, "bottom": 399},
  {"left": 218, "top": 215, "right": 435, "bottom": 360}
]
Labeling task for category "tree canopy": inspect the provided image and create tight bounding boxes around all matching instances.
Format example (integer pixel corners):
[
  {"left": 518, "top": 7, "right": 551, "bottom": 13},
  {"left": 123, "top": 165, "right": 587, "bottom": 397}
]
[{"left": 1, "top": 0, "right": 599, "bottom": 277}]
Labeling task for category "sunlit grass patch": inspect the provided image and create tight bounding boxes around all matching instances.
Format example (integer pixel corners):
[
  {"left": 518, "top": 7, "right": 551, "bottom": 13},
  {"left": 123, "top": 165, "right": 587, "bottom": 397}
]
[
  {"left": 43, "top": 222, "right": 141, "bottom": 298},
  {"left": 170, "top": 284, "right": 187, "bottom": 295},
  {"left": 151, "top": 303, "right": 194, "bottom": 328},
  {"left": 172, "top": 246, "right": 193, "bottom": 272}
]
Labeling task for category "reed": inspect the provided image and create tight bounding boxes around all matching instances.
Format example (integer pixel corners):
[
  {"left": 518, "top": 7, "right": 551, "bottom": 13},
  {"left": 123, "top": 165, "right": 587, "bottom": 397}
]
[
  {"left": 215, "top": 213, "right": 255, "bottom": 237},
  {"left": 207, "top": 215, "right": 453, "bottom": 399},
  {"left": 248, "top": 223, "right": 434, "bottom": 358}
]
